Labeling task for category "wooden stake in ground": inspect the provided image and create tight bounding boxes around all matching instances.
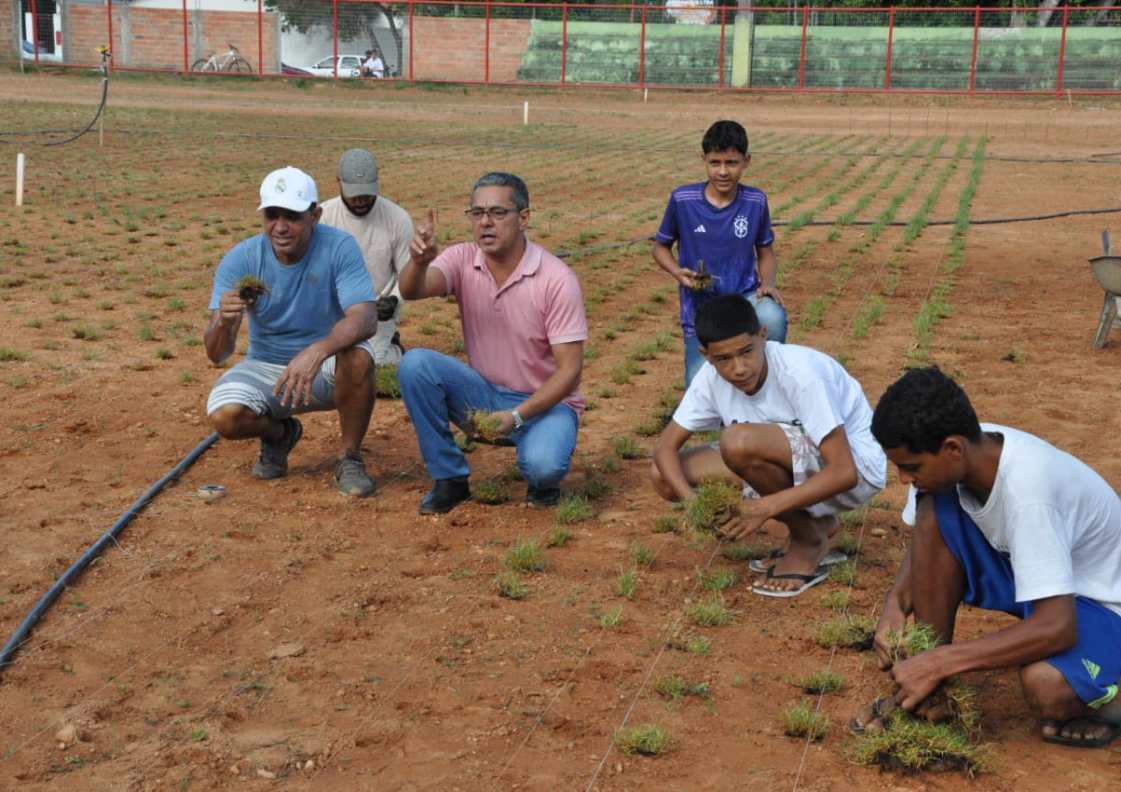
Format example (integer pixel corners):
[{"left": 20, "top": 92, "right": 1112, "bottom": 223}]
[
  {"left": 15, "top": 152, "right": 25, "bottom": 207},
  {"left": 523, "top": 100, "right": 529, "bottom": 126}
]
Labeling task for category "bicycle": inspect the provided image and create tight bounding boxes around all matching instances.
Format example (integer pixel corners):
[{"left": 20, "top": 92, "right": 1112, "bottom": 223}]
[{"left": 191, "top": 44, "right": 253, "bottom": 74}]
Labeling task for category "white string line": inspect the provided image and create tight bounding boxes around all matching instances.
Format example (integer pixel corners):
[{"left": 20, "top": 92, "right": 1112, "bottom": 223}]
[
  {"left": 788, "top": 514, "right": 871, "bottom": 792},
  {"left": 789, "top": 135, "right": 977, "bottom": 791},
  {"left": 582, "top": 539, "right": 725, "bottom": 792}
]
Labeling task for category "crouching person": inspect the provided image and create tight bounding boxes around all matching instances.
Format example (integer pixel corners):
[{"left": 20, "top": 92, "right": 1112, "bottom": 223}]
[
  {"left": 397, "top": 172, "right": 587, "bottom": 514},
  {"left": 865, "top": 366, "right": 1121, "bottom": 748},
  {"left": 204, "top": 166, "right": 378, "bottom": 497},
  {"left": 650, "top": 294, "right": 886, "bottom": 597}
]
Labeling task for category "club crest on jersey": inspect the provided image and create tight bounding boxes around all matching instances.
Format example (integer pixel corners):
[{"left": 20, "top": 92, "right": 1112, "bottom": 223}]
[{"left": 733, "top": 215, "right": 750, "bottom": 239}]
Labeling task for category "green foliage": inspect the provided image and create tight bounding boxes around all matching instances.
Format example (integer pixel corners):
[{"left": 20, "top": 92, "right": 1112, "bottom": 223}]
[
  {"left": 799, "top": 670, "right": 845, "bottom": 694},
  {"left": 782, "top": 701, "right": 829, "bottom": 741},
  {"left": 815, "top": 614, "right": 875, "bottom": 649},
  {"left": 654, "top": 674, "right": 711, "bottom": 702},
  {"left": 653, "top": 514, "right": 679, "bottom": 534},
  {"left": 598, "top": 605, "right": 624, "bottom": 629},
  {"left": 495, "top": 570, "right": 527, "bottom": 600},
  {"left": 720, "top": 541, "right": 769, "bottom": 562},
  {"left": 546, "top": 526, "right": 572, "bottom": 547},
  {"left": 614, "top": 724, "right": 669, "bottom": 756},
  {"left": 612, "top": 436, "right": 643, "bottom": 460},
  {"left": 688, "top": 596, "right": 734, "bottom": 627},
  {"left": 848, "top": 708, "right": 987, "bottom": 775},
  {"left": 698, "top": 568, "right": 739, "bottom": 592},
  {"left": 375, "top": 364, "right": 401, "bottom": 398},
  {"left": 473, "top": 479, "right": 510, "bottom": 505},
  {"left": 0, "top": 348, "right": 30, "bottom": 362},
  {"left": 683, "top": 480, "right": 740, "bottom": 534},
  {"left": 821, "top": 590, "right": 850, "bottom": 611},
  {"left": 630, "top": 542, "right": 656, "bottom": 567},
  {"left": 617, "top": 569, "right": 637, "bottom": 599},
  {"left": 503, "top": 539, "right": 547, "bottom": 573},
  {"left": 667, "top": 633, "right": 711, "bottom": 655},
  {"left": 556, "top": 494, "right": 594, "bottom": 524}
]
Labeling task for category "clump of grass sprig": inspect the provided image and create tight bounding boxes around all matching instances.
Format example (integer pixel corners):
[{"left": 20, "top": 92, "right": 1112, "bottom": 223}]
[
  {"left": 654, "top": 674, "right": 711, "bottom": 702},
  {"left": 798, "top": 670, "right": 845, "bottom": 695},
  {"left": 683, "top": 480, "right": 741, "bottom": 535},
  {"left": 495, "top": 570, "right": 527, "bottom": 600},
  {"left": 848, "top": 708, "right": 987, "bottom": 775},
  {"left": 815, "top": 614, "right": 875, "bottom": 650},
  {"left": 473, "top": 479, "right": 509, "bottom": 505},
  {"left": 781, "top": 701, "right": 829, "bottom": 741},
  {"left": 555, "top": 494, "right": 594, "bottom": 524},
  {"left": 688, "top": 595, "right": 734, "bottom": 627},
  {"left": 503, "top": 539, "right": 547, "bottom": 573},
  {"left": 375, "top": 364, "right": 401, "bottom": 398},
  {"left": 467, "top": 409, "right": 506, "bottom": 443},
  {"left": 614, "top": 724, "right": 670, "bottom": 756},
  {"left": 236, "top": 274, "right": 269, "bottom": 303}
]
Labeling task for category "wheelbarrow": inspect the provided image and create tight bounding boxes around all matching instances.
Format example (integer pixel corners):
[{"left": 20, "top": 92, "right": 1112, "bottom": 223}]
[{"left": 1090, "top": 230, "right": 1121, "bottom": 349}]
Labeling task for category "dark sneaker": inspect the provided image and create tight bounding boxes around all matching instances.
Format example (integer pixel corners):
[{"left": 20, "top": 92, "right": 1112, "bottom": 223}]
[
  {"left": 335, "top": 452, "right": 376, "bottom": 498},
  {"left": 251, "top": 417, "right": 303, "bottom": 480},
  {"left": 391, "top": 331, "right": 406, "bottom": 356},
  {"left": 419, "top": 476, "right": 470, "bottom": 515},
  {"left": 526, "top": 485, "right": 561, "bottom": 508}
]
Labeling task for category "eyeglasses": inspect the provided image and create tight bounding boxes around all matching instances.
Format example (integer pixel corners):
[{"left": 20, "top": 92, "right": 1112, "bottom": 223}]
[
  {"left": 263, "top": 207, "right": 309, "bottom": 222},
  {"left": 464, "top": 206, "right": 519, "bottom": 221}
]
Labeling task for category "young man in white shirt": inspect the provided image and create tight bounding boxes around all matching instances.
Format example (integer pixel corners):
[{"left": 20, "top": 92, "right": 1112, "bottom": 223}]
[
  {"left": 651, "top": 294, "right": 886, "bottom": 597},
  {"left": 320, "top": 148, "right": 413, "bottom": 366},
  {"left": 867, "top": 366, "right": 1121, "bottom": 748}
]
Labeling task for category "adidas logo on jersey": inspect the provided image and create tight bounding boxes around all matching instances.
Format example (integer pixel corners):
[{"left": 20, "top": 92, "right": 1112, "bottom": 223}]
[{"left": 694, "top": 224, "right": 706, "bottom": 233}]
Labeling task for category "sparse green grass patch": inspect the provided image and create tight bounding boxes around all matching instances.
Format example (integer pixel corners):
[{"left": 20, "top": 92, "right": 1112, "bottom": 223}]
[
  {"left": 815, "top": 613, "right": 875, "bottom": 649},
  {"left": 555, "top": 494, "right": 594, "bottom": 524},
  {"left": 798, "top": 670, "right": 845, "bottom": 694},
  {"left": 503, "top": 539, "right": 547, "bottom": 573},
  {"left": 688, "top": 595, "right": 734, "bottom": 627},
  {"left": 614, "top": 724, "right": 669, "bottom": 756},
  {"left": 781, "top": 701, "right": 829, "bottom": 740}
]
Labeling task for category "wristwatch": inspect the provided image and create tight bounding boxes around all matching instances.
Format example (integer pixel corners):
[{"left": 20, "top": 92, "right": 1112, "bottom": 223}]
[{"left": 510, "top": 409, "right": 525, "bottom": 430}]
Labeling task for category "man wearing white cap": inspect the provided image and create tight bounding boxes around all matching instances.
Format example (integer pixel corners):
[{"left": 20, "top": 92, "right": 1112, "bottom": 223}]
[
  {"left": 320, "top": 148, "right": 414, "bottom": 366},
  {"left": 203, "top": 166, "right": 379, "bottom": 497}
]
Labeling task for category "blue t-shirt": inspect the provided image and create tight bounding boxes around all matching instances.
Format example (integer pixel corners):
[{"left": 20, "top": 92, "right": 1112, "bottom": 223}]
[
  {"left": 655, "top": 182, "right": 775, "bottom": 337},
  {"left": 208, "top": 225, "right": 375, "bottom": 365}
]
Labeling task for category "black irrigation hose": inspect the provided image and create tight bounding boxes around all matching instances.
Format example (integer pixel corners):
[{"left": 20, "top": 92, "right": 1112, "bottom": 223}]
[
  {"left": 771, "top": 206, "right": 1121, "bottom": 227},
  {"left": 555, "top": 206, "right": 1121, "bottom": 259},
  {"left": 0, "top": 50, "right": 111, "bottom": 147},
  {"left": 0, "top": 432, "right": 219, "bottom": 679}
]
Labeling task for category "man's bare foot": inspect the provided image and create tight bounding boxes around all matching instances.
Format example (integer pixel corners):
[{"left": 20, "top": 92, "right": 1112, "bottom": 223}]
[
  {"left": 753, "top": 516, "right": 835, "bottom": 594},
  {"left": 1041, "top": 717, "right": 1121, "bottom": 747}
]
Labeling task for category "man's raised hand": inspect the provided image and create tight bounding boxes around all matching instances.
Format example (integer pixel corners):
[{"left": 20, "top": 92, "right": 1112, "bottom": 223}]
[{"left": 411, "top": 208, "right": 438, "bottom": 266}]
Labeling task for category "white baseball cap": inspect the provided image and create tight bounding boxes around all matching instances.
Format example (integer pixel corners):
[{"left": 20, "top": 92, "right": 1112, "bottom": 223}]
[{"left": 258, "top": 166, "right": 318, "bottom": 212}]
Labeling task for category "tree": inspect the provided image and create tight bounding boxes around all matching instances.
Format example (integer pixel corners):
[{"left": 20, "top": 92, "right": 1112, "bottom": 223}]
[{"left": 264, "top": 0, "right": 403, "bottom": 77}]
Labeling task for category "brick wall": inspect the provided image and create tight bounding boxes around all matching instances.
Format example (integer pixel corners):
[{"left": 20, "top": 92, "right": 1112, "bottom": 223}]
[
  {"left": 66, "top": 4, "right": 277, "bottom": 72},
  {"left": 411, "top": 15, "right": 531, "bottom": 82},
  {"left": 1, "top": 0, "right": 15, "bottom": 60}
]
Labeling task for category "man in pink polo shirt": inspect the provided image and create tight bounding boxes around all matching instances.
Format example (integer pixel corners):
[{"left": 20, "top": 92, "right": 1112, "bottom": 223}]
[{"left": 398, "top": 172, "right": 587, "bottom": 514}]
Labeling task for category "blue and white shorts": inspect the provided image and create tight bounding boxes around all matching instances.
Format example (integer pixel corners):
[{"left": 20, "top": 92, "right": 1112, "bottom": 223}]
[
  {"left": 933, "top": 491, "right": 1121, "bottom": 709},
  {"left": 715, "top": 422, "right": 882, "bottom": 518},
  {"left": 206, "top": 340, "right": 375, "bottom": 420}
]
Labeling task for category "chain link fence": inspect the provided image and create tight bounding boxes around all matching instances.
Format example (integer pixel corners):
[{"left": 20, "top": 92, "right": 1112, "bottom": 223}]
[{"left": 14, "top": 1, "right": 1121, "bottom": 94}]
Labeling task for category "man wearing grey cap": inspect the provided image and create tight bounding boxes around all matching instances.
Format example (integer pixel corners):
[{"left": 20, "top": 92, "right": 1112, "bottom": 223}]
[
  {"left": 321, "top": 148, "right": 415, "bottom": 366},
  {"left": 204, "top": 165, "right": 379, "bottom": 498}
]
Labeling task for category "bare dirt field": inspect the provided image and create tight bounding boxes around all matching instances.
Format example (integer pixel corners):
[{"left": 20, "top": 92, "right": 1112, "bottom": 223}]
[{"left": 1, "top": 69, "right": 1121, "bottom": 791}]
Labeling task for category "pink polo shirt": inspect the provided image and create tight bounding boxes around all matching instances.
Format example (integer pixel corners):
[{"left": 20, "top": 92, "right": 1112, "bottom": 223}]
[{"left": 432, "top": 240, "right": 587, "bottom": 416}]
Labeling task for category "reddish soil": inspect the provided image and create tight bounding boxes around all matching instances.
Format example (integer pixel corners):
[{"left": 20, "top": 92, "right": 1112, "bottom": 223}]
[{"left": 1, "top": 71, "right": 1121, "bottom": 790}]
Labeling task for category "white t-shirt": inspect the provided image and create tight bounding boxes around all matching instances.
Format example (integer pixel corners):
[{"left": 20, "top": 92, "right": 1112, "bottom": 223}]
[
  {"left": 901, "top": 423, "right": 1121, "bottom": 617},
  {"left": 320, "top": 195, "right": 413, "bottom": 299},
  {"left": 365, "top": 56, "right": 385, "bottom": 78},
  {"left": 673, "top": 341, "right": 887, "bottom": 488}
]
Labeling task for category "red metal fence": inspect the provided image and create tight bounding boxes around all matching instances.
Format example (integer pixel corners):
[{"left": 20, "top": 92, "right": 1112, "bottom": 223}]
[{"left": 15, "top": 2, "right": 1121, "bottom": 96}]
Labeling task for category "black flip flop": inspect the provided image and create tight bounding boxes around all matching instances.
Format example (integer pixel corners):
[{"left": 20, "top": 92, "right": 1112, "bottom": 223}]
[{"left": 1042, "top": 717, "right": 1121, "bottom": 748}]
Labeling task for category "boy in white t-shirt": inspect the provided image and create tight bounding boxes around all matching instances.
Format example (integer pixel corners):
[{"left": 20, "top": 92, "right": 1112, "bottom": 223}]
[
  {"left": 866, "top": 366, "right": 1121, "bottom": 748},
  {"left": 651, "top": 294, "right": 886, "bottom": 597}
]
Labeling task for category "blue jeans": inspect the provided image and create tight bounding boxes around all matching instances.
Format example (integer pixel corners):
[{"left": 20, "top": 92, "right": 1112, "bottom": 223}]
[
  {"left": 397, "top": 348, "right": 579, "bottom": 488},
  {"left": 683, "top": 293, "right": 788, "bottom": 388}
]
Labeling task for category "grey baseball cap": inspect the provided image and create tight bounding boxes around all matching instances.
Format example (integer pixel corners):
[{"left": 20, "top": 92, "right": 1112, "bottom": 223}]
[{"left": 338, "top": 148, "right": 379, "bottom": 198}]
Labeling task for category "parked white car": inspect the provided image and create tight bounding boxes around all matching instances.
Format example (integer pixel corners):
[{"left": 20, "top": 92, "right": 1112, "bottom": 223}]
[{"left": 301, "top": 54, "right": 364, "bottom": 78}]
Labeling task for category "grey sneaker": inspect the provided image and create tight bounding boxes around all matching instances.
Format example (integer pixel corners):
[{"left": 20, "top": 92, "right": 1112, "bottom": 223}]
[
  {"left": 251, "top": 417, "right": 303, "bottom": 480},
  {"left": 335, "top": 452, "right": 376, "bottom": 498}
]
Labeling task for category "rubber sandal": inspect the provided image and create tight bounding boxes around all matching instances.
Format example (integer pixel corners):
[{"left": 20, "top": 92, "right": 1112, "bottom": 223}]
[
  {"left": 1042, "top": 718, "right": 1121, "bottom": 748},
  {"left": 752, "top": 564, "right": 830, "bottom": 598},
  {"left": 748, "top": 549, "right": 848, "bottom": 574}
]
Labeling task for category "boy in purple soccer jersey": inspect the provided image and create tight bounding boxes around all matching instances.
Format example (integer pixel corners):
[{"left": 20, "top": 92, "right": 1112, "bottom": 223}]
[{"left": 653, "top": 120, "right": 787, "bottom": 387}]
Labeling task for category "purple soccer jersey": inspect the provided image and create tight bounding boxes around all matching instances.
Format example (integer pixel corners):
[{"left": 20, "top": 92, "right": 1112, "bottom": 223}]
[{"left": 655, "top": 182, "right": 775, "bottom": 337}]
